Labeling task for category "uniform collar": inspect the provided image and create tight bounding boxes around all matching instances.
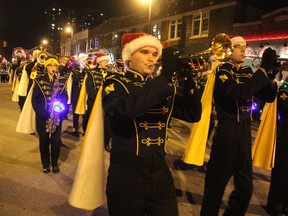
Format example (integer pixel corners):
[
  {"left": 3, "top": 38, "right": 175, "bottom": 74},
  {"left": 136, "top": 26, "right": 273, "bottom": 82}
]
[{"left": 126, "top": 68, "right": 153, "bottom": 81}]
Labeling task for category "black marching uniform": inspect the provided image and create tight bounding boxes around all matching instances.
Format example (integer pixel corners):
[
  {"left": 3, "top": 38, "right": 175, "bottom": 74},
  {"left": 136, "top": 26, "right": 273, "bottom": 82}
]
[
  {"left": 82, "top": 65, "right": 104, "bottom": 132},
  {"left": 71, "top": 66, "right": 87, "bottom": 134},
  {"left": 26, "top": 60, "right": 45, "bottom": 92},
  {"left": 201, "top": 62, "right": 277, "bottom": 216},
  {"left": 102, "top": 68, "right": 202, "bottom": 216},
  {"left": 32, "top": 73, "right": 68, "bottom": 169},
  {"left": 59, "top": 63, "right": 71, "bottom": 118},
  {"left": 267, "top": 80, "right": 288, "bottom": 216}
]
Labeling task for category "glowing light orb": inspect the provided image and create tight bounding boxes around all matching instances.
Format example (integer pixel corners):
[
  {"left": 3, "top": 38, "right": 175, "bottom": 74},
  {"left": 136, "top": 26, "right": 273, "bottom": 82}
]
[{"left": 53, "top": 101, "right": 65, "bottom": 113}]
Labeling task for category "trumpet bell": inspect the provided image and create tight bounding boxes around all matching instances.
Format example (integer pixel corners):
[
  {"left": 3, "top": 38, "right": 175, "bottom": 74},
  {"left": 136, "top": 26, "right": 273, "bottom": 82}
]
[
  {"left": 211, "top": 33, "right": 232, "bottom": 62},
  {"left": 37, "top": 51, "right": 49, "bottom": 65}
]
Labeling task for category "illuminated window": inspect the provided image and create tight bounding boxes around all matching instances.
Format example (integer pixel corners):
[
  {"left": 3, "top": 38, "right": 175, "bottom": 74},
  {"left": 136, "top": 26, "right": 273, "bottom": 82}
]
[
  {"left": 169, "top": 18, "right": 182, "bottom": 40},
  {"left": 191, "top": 12, "right": 209, "bottom": 37},
  {"left": 152, "top": 23, "right": 161, "bottom": 40},
  {"left": 89, "top": 38, "right": 99, "bottom": 49}
]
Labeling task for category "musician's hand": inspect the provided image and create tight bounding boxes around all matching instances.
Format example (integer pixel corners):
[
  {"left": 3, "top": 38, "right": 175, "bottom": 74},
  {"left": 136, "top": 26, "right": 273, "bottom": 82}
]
[
  {"left": 267, "top": 62, "right": 281, "bottom": 79},
  {"left": 260, "top": 47, "right": 279, "bottom": 73},
  {"left": 161, "top": 46, "right": 181, "bottom": 81}
]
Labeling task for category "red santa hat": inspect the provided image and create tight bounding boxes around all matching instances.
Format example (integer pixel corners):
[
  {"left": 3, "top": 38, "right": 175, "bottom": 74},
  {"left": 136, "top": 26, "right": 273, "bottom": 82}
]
[
  {"left": 230, "top": 36, "right": 246, "bottom": 46},
  {"left": 121, "top": 33, "right": 162, "bottom": 65},
  {"left": 96, "top": 53, "right": 110, "bottom": 64}
]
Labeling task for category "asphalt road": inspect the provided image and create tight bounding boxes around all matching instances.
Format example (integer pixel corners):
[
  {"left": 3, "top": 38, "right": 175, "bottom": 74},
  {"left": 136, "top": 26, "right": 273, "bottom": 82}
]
[{"left": 0, "top": 82, "right": 271, "bottom": 216}]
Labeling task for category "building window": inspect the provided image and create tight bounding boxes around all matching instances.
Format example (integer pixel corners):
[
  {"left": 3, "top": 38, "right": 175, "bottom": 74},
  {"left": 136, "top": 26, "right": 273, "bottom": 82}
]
[
  {"left": 169, "top": 18, "right": 182, "bottom": 40},
  {"left": 191, "top": 12, "right": 209, "bottom": 37},
  {"left": 89, "top": 38, "right": 99, "bottom": 49},
  {"left": 152, "top": 23, "right": 161, "bottom": 40}
]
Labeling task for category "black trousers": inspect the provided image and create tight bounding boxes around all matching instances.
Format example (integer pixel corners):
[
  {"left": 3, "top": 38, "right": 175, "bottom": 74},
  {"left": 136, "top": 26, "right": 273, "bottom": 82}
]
[
  {"left": 18, "top": 96, "right": 26, "bottom": 111},
  {"left": 36, "top": 116, "right": 62, "bottom": 167},
  {"left": 106, "top": 151, "right": 178, "bottom": 216},
  {"left": 71, "top": 89, "right": 80, "bottom": 130},
  {"left": 267, "top": 119, "right": 288, "bottom": 211},
  {"left": 82, "top": 100, "right": 93, "bottom": 133},
  {"left": 201, "top": 118, "right": 253, "bottom": 216}
]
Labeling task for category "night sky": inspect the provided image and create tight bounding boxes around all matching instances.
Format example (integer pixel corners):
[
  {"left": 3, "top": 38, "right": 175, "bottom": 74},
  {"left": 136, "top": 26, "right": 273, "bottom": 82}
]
[{"left": 0, "top": 0, "right": 141, "bottom": 54}]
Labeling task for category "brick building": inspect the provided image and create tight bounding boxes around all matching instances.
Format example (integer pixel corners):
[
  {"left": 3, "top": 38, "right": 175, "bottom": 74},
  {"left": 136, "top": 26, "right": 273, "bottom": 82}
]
[{"left": 61, "top": 0, "right": 288, "bottom": 65}]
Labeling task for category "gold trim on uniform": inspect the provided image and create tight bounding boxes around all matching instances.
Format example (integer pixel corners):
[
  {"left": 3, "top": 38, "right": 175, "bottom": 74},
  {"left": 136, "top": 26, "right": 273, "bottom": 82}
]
[
  {"left": 120, "top": 77, "right": 132, "bottom": 83},
  {"left": 104, "top": 83, "right": 115, "bottom": 95},
  {"left": 280, "top": 92, "right": 288, "bottom": 100},
  {"left": 139, "top": 121, "right": 166, "bottom": 130},
  {"left": 146, "top": 106, "right": 169, "bottom": 115},
  {"left": 141, "top": 137, "right": 164, "bottom": 146}
]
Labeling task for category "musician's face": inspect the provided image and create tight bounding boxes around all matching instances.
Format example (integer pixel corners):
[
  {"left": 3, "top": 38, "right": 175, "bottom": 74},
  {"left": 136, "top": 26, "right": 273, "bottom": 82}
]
[
  {"left": 129, "top": 46, "right": 159, "bottom": 76},
  {"left": 99, "top": 60, "right": 109, "bottom": 69},
  {"left": 231, "top": 42, "right": 247, "bottom": 65},
  {"left": 47, "top": 64, "right": 59, "bottom": 76}
]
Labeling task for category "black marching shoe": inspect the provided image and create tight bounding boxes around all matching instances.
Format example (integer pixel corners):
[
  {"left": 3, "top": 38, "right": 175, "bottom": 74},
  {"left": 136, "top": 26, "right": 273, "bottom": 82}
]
[
  {"left": 43, "top": 165, "right": 51, "bottom": 174},
  {"left": 52, "top": 165, "right": 60, "bottom": 174},
  {"left": 266, "top": 204, "right": 285, "bottom": 216}
]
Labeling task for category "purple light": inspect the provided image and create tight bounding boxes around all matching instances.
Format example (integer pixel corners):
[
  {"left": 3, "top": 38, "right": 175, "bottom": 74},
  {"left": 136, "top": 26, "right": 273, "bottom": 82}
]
[
  {"left": 251, "top": 102, "right": 257, "bottom": 110},
  {"left": 53, "top": 101, "right": 65, "bottom": 113}
]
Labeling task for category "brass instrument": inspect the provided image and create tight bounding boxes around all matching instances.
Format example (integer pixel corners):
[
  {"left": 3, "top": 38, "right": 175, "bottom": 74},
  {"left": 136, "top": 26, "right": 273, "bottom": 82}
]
[
  {"left": 37, "top": 51, "right": 49, "bottom": 65},
  {"left": 106, "top": 64, "right": 116, "bottom": 73},
  {"left": 177, "top": 33, "right": 232, "bottom": 75},
  {"left": 251, "top": 56, "right": 262, "bottom": 68},
  {"left": 46, "top": 73, "right": 65, "bottom": 133}
]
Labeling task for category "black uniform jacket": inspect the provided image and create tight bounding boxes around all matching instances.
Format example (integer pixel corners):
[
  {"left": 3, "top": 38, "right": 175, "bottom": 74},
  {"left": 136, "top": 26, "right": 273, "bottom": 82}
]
[
  {"left": 32, "top": 74, "right": 68, "bottom": 121},
  {"left": 86, "top": 66, "right": 104, "bottom": 104},
  {"left": 102, "top": 69, "right": 202, "bottom": 157},
  {"left": 278, "top": 81, "right": 288, "bottom": 120},
  {"left": 214, "top": 61, "right": 277, "bottom": 122}
]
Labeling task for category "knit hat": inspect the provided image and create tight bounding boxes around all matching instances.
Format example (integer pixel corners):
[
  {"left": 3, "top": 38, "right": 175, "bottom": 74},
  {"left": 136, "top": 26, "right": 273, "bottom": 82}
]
[
  {"left": 96, "top": 53, "right": 110, "bottom": 64},
  {"left": 44, "top": 57, "right": 59, "bottom": 68},
  {"left": 121, "top": 33, "right": 162, "bottom": 65},
  {"left": 230, "top": 36, "right": 246, "bottom": 46}
]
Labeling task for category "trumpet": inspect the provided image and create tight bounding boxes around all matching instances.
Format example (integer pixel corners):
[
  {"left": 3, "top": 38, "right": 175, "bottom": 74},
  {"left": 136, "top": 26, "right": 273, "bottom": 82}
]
[
  {"left": 172, "top": 33, "right": 232, "bottom": 76},
  {"left": 251, "top": 56, "right": 262, "bottom": 68},
  {"left": 37, "top": 51, "right": 49, "bottom": 65}
]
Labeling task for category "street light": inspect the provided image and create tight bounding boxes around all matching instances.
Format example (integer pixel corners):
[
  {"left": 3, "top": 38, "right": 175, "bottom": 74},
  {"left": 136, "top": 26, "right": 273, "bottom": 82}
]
[
  {"left": 141, "top": 0, "right": 152, "bottom": 34},
  {"left": 65, "top": 26, "right": 73, "bottom": 56}
]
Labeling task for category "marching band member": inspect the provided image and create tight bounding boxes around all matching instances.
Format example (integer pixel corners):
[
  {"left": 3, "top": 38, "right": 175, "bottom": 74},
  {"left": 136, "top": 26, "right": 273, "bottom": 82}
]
[
  {"left": 82, "top": 53, "right": 110, "bottom": 133},
  {"left": 200, "top": 36, "right": 278, "bottom": 216},
  {"left": 31, "top": 57, "right": 68, "bottom": 174},
  {"left": 70, "top": 56, "right": 87, "bottom": 136},
  {"left": 266, "top": 62, "right": 288, "bottom": 216},
  {"left": 102, "top": 33, "right": 202, "bottom": 215}
]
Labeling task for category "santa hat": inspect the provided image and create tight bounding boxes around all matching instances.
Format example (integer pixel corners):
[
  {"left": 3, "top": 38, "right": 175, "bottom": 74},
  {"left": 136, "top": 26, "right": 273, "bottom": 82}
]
[
  {"left": 121, "top": 33, "right": 162, "bottom": 65},
  {"left": 96, "top": 53, "right": 110, "bottom": 64},
  {"left": 230, "top": 36, "right": 246, "bottom": 46}
]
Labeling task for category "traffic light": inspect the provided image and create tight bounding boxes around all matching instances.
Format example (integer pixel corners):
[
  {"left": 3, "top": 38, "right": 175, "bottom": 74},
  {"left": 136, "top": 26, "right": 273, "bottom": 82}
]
[{"left": 3, "top": 41, "right": 7, "bottom": 48}]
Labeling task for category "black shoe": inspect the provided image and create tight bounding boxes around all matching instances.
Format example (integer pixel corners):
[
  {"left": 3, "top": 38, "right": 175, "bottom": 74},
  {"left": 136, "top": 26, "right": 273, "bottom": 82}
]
[
  {"left": 266, "top": 204, "right": 285, "bottom": 216},
  {"left": 52, "top": 165, "right": 60, "bottom": 174},
  {"left": 43, "top": 166, "right": 51, "bottom": 174}
]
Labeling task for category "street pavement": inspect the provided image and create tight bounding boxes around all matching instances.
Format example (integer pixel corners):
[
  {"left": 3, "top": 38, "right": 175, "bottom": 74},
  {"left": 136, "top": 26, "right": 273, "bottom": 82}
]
[{"left": 0, "top": 82, "right": 271, "bottom": 216}]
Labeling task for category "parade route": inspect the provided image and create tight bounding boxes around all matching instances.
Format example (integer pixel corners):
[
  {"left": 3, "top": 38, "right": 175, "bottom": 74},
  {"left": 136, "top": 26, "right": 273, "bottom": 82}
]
[{"left": 0, "top": 82, "right": 272, "bottom": 215}]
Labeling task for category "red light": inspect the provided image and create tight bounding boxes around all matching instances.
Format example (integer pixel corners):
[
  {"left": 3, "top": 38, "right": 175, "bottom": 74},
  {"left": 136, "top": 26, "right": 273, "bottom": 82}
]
[{"left": 244, "top": 33, "right": 288, "bottom": 41}]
